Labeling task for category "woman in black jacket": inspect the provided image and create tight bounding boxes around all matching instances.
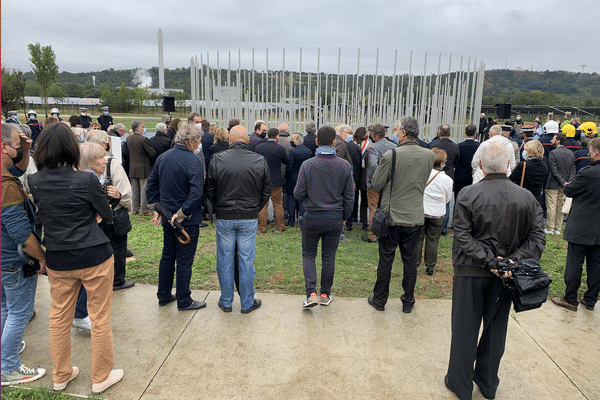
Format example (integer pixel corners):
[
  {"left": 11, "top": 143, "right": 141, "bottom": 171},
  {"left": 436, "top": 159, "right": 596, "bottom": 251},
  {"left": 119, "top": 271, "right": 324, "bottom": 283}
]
[
  {"left": 509, "top": 140, "right": 548, "bottom": 206},
  {"left": 209, "top": 127, "right": 230, "bottom": 157},
  {"left": 27, "top": 123, "right": 124, "bottom": 394}
]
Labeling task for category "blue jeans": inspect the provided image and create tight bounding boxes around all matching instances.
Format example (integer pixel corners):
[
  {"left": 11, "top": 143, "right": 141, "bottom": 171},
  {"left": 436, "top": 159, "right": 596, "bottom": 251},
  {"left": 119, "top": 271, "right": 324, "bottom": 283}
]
[
  {"left": 74, "top": 286, "right": 87, "bottom": 319},
  {"left": 287, "top": 191, "right": 304, "bottom": 225},
  {"left": 215, "top": 219, "right": 257, "bottom": 310},
  {"left": 1, "top": 265, "right": 38, "bottom": 374},
  {"left": 157, "top": 224, "right": 200, "bottom": 309}
]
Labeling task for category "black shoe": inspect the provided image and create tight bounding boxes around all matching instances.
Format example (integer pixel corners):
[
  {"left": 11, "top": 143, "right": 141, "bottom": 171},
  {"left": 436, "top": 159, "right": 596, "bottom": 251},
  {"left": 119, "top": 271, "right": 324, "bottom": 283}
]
[
  {"left": 426, "top": 268, "right": 434, "bottom": 276},
  {"left": 402, "top": 303, "right": 414, "bottom": 314},
  {"left": 113, "top": 281, "right": 135, "bottom": 291},
  {"left": 579, "top": 297, "right": 594, "bottom": 310},
  {"left": 241, "top": 299, "right": 262, "bottom": 314},
  {"left": 158, "top": 294, "right": 177, "bottom": 307},
  {"left": 345, "top": 226, "right": 353, "bottom": 231},
  {"left": 361, "top": 236, "right": 376, "bottom": 243},
  {"left": 444, "top": 376, "right": 457, "bottom": 396},
  {"left": 441, "top": 231, "right": 448, "bottom": 236},
  {"left": 218, "top": 301, "right": 232, "bottom": 313},
  {"left": 367, "top": 295, "right": 385, "bottom": 311},
  {"left": 178, "top": 300, "right": 207, "bottom": 311},
  {"left": 198, "top": 222, "right": 208, "bottom": 228},
  {"left": 126, "top": 249, "right": 134, "bottom": 258}
]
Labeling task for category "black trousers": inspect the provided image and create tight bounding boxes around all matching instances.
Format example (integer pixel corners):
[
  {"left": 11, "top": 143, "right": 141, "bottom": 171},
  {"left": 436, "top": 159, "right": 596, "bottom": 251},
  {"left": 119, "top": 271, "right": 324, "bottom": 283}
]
[
  {"left": 372, "top": 225, "right": 421, "bottom": 308},
  {"left": 102, "top": 224, "right": 128, "bottom": 287},
  {"left": 446, "top": 276, "right": 512, "bottom": 400},
  {"left": 564, "top": 242, "right": 600, "bottom": 307}
]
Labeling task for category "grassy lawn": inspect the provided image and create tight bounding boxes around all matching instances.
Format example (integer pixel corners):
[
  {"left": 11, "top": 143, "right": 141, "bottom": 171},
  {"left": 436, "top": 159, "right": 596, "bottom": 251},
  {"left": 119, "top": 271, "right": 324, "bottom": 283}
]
[
  {"left": 125, "top": 215, "right": 578, "bottom": 300},
  {"left": 1, "top": 386, "right": 103, "bottom": 399}
]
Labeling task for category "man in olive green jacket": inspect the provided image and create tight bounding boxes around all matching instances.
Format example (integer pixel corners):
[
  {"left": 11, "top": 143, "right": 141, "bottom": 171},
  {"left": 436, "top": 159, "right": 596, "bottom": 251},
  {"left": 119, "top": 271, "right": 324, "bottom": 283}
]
[{"left": 367, "top": 117, "right": 435, "bottom": 313}]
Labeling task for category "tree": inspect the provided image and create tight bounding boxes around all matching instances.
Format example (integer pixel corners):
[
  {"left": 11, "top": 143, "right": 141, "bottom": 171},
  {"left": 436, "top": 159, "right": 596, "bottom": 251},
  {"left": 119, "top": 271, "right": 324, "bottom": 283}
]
[
  {"left": 28, "top": 42, "right": 59, "bottom": 117},
  {"left": 1, "top": 67, "right": 26, "bottom": 118}
]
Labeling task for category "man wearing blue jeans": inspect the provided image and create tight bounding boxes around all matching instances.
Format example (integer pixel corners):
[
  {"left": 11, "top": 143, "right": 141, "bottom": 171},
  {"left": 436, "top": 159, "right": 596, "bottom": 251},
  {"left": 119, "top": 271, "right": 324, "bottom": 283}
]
[
  {"left": 206, "top": 125, "right": 271, "bottom": 314},
  {"left": 1, "top": 123, "right": 47, "bottom": 385},
  {"left": 147, "top": 122, "right": 206, "bottom": 311},
  {"left": 294, "top": 126, "right": 354, "bottom": 307}
]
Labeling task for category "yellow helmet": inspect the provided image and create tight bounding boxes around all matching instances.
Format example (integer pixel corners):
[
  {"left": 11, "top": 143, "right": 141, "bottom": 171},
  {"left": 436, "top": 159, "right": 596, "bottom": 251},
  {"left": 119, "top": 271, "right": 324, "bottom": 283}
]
[
  {"left": 561, "top": 124, "right": 576, "bottom": 138},
  {"left": 580, "top": 121, "right": 598, "bottom": 137}
]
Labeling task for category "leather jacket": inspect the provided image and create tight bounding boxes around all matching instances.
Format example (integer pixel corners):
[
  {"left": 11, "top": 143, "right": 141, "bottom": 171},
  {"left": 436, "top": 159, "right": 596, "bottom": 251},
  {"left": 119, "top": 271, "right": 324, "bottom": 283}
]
[
  {"left": 205, "top": 141, "right": 271, "bottom": 220},
  {"left": 452, "top": 174, "right": 546, "bottom": 277},
  {"left": 27, "top": 167, "right": 113, "bottom": 251}
]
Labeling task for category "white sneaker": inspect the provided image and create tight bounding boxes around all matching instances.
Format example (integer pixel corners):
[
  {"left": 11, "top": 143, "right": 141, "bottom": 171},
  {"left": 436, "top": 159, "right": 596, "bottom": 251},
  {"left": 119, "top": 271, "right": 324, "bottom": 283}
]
[
  {"left": 72, "top": 316, "right": 91, "bottom": 333},
  {"left": 553, "top": 230, "right": 561, "bottom": 235},
  {"left": 544, "top": 229, "right": 554, "bottom": 235}
]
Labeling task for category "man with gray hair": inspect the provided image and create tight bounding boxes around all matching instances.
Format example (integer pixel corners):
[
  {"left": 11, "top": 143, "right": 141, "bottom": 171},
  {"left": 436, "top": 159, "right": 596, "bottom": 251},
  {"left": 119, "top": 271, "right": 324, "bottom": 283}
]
[
  {"left": 147, "top": 123, "right": 206, "bottom": 311},
  {"left": 362, "top": 123, "right": 396, "bottom": 243},
  {"left": 303, "top": 121, "right": 317, "bottom": 156},
  {"left": 471, "top": 124, "right": 516, "bottom": 184},
  {"left": 367, "top": 117, "right": 434, "bottom": 313},
  {"left": 149, "top": 123, "right": 172, "bottom": 161},
  {"left": 334, "top": 124, "right": 353, "bottom": 165},
  {"left": 445, "top": 141, "right": 545, "bottom": 400}
]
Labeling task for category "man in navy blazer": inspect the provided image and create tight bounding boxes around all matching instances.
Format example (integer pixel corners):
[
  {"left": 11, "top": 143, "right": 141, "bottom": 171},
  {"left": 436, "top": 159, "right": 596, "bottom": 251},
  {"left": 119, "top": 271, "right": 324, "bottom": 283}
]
[
  {"left": 255, "top": 129, "right": 289, "bottom": 233},
  {"left": 454, "top": 124, "right": 480, "bottom": 197}
]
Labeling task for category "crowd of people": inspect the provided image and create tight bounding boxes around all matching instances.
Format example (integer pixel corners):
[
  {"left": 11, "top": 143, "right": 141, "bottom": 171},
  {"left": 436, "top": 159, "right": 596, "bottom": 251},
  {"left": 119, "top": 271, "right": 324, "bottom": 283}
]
[{"left": 2, "top": 107, "right": 599, "bottom": 399}]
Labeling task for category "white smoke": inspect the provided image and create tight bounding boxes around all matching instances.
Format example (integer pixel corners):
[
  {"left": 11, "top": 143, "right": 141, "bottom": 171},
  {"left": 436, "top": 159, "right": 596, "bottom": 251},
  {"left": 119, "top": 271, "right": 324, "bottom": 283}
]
[{"left": 133, "top": 68, "right": 152, "bottom": 88}]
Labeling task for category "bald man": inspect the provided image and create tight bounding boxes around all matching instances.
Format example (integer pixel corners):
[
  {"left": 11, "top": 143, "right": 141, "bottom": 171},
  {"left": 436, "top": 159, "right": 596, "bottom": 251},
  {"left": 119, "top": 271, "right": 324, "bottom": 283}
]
[{"left": 206, "top": 125, "right": 271, "bottom": 314}]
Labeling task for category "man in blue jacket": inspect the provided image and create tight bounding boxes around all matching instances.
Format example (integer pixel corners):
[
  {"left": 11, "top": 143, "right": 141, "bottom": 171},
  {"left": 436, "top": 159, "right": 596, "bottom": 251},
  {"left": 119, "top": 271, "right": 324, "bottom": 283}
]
[
  {"left": 286, "top": 133, "right": 312, "bottom": 227},
  {"left": 147, "top": 122, "right": 206, "bottom": 311}
]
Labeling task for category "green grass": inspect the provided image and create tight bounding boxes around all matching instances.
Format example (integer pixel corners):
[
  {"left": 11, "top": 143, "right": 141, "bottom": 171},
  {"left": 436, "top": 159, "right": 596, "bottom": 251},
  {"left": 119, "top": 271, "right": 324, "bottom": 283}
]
[
  {"left": 1, "top": 386, "right": 103, "bottom": 399},
  {"left": 125, "top": 216, "right": 576, "bottom": 300}
]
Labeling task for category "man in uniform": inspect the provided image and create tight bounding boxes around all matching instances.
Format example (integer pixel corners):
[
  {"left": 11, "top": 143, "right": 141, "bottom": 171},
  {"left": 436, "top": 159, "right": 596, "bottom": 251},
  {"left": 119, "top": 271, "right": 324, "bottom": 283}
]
[
  {"left": 5, "top": 111, "right": 20, "bottom": 124},
  {"left": 25, "top": 111, "right": 43, "bottom": 142},
  {"left": 97, "top": 107, "right": 113, "bottom": 131},
  {"left": 79, "top": 108, "right": 92, "bottom": 129}
]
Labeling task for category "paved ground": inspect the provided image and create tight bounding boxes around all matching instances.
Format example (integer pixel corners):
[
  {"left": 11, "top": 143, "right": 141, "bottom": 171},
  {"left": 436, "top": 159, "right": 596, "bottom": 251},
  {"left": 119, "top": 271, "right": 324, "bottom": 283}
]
[{"left": 18, "top": 277, "right": 599, "bottom": 399}]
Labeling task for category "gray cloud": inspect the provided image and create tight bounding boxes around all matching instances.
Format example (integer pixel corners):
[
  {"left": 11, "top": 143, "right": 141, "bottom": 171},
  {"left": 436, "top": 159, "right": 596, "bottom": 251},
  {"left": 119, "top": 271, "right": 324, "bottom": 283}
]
[{"left": 2, "top": 0, "right": 599, "bottom": 78}]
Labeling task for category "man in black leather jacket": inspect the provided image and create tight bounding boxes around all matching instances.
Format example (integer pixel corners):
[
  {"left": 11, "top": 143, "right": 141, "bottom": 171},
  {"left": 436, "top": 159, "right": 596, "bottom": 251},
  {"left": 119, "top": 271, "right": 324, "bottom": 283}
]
[
  {"left": 445, "top": 142, "right": 545, "bottom": 400},
  {"left": 205, "top": 125, "right": 270, "bottom": 314}
]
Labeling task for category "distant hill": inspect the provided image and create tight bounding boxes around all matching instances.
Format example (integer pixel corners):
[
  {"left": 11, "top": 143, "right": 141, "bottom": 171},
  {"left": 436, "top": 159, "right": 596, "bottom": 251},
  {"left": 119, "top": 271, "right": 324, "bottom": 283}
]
[{"left": 22, "top": 68, "right": 600, "bottom": 107}]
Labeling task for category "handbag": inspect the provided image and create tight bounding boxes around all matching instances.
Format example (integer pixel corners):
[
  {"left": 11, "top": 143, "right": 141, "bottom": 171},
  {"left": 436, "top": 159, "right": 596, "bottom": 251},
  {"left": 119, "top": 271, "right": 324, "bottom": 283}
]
[
  {"left": 107, "top": 158, "right": 132, "bottom": 236},
  {"left": 500, "top": 259, "right": 552, "bottom": 313},
  {"left": 370, "top": 149, "right": 396, "bottom": 239}
]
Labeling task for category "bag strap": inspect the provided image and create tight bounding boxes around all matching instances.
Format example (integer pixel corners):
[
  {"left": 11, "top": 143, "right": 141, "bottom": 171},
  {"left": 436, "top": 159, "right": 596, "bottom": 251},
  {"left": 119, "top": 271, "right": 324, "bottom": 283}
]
[
  {"left": 376, "top": 148, "right": 396, "bottom": 210},
  {"left": 519, "top": 161, "right": 527, "bottom": 187},
  {"left": 106, "top": 157, "right": 112, "bottom": 180},
  {"left": 426, "top": 170, "right": 442, "bottom": 187}
]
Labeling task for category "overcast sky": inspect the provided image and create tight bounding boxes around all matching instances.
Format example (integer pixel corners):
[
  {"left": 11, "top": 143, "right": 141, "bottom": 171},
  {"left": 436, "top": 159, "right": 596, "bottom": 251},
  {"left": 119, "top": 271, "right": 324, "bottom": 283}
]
[{"left": 3, "top": 0, "right": 600, "bottom": 84}]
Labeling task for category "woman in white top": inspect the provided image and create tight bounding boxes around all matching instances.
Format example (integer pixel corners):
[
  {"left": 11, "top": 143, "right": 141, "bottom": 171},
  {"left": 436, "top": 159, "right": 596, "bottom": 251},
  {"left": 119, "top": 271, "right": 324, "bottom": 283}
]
[{"left": 417, "top": 148, "right": 453, "bottom": 275}]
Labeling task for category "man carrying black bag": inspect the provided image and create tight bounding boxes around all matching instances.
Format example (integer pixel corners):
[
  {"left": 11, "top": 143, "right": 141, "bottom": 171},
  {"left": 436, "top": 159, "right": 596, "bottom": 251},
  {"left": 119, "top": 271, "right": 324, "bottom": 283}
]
[
  {"left": 445, "top": 142, "right": 545, "bottom": 400},
  {"left": 367, "top": 117, "right": 434, "bottom": 314}
]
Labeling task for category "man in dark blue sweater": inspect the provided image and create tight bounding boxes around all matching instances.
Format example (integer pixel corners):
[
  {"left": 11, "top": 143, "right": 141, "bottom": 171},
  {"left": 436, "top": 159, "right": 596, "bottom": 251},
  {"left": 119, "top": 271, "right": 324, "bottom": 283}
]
[
  {"left": 294, "top": 126, "right": 354, "bottom": 307},
  {"left": 146, "top": 122, "right": 206, "bottom": 311},
  {"left": 255, "top": 128, "right": 289, "bottom": 233}
]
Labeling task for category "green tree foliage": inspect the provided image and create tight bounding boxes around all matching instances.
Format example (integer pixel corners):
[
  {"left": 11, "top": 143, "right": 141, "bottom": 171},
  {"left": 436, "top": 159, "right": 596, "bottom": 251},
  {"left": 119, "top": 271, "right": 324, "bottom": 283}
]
[
  {"left": 100, "top": 84, "right": 135, "bottom": 112},
  {"left": 28, "top": 43, "right": 59, "bottom": 116},
  {"left": 1, "top": 67, "right": 26, "bottom": 118}
]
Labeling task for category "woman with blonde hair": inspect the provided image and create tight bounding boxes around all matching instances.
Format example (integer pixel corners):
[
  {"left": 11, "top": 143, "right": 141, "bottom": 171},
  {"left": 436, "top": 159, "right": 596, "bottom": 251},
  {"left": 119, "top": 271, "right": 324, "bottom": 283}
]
[
  {"left": 209, "top": 127, "right": 230, "bottom": 156},
  {"left": 510, "top": 140, "right": 548, "bottom": 206}
]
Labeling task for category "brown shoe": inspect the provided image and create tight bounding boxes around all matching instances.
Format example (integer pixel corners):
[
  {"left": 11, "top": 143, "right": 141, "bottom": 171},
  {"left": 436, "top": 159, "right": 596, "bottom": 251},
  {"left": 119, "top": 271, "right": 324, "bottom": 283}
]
[
  {"left": 551, "top": 297, "right": 578, "bottom": 311},
  {"left": 140, "top": 212, "right": 153, "bottom": 216},
  {"left": 579, "top": 297, "right": 594, "bottom": 311}
]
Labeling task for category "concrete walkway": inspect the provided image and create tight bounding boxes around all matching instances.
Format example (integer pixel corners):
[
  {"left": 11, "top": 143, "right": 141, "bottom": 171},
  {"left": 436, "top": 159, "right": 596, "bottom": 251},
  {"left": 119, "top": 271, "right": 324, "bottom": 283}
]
[{"left": 20, "top": 276, "right": 599, "bottom": 399}]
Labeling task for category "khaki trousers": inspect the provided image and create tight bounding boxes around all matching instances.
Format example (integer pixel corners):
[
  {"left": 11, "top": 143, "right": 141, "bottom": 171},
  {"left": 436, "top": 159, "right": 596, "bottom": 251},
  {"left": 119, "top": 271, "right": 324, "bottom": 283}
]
[
  {"left": 545, "top": 189, "right": 565, "bottom": 232},
  {"left": 47, "top": 256, "right": 114, "bottom": 385},
  {"left": 259, "top": 186, "right": 284, "bottom": 233},
  {"left": 367, "top": 188, "right": 379, "bottom": 241}
]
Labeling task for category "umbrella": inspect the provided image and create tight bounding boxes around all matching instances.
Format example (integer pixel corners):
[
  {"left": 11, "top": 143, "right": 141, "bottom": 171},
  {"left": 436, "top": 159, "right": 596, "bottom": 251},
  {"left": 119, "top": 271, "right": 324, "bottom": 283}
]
[{"left": 154, "top": 203, "right": 191, "bottom": 245}]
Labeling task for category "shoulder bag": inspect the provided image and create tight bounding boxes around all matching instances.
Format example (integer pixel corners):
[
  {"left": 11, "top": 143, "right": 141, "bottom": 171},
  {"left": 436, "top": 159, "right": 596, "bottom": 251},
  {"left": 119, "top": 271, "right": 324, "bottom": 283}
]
[{"left": 107, "top": 158, "right": 132, "bottom": 236}]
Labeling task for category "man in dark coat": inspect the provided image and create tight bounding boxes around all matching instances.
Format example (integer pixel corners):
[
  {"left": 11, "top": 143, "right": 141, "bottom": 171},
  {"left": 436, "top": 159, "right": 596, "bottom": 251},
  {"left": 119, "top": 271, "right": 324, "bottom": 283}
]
[
  {"left": 430, "top": 124, "right": 460, "bottom": 235},
  {"left": 552, "top": 138, "right": 600, "bottom": 311},
  {"left": 303, "top": 121, "right": 318, "bottom": 156},
  {"left": 255, "top": 128, "right": 289, "bottom": 233},
  {"left": 286, "top": 133, "right": 312, "bottom": 227},
  {"left": 149, "top": 123, "right": 172, "bottom": 163},
  {"left": 544, "top": 133, "right": 575, "bottom": 235},
  {"left": 126, "top": 121, "right": 156, "bottom": 215},
  {"left": 97, "top": 107, "right": 113, "bottom": 131},
  {"left": 200, "top": 120, "right": 213, "bottom": 168},
  {"left": 454, "top": 124, "right": 480, "bottom": 197},
  {"left": 446, "top": 141, "right": 545, "bottom": 400},
  {"left": 25, "top": 110, "right": 43, "bottom": 142},
  {"left": 335, "top": 125, "right": 361, "bottom": 230},
  {"left": 248, "top": 121, "right": 267, "bottom": 151}
]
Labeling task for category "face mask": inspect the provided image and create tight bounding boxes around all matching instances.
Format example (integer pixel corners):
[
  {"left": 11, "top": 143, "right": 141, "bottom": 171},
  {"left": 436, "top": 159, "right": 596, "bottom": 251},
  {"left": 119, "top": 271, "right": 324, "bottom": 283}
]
[
  {"left": 104, "top": 112, "right": 109, "bottom": 116},
  {"left": 345, "top": 135, "right": 352, "bottom": 143},
  {"left": 7, "top": 145, "right": 24, "bottom": 165},
  {"left": 143, "top": 128, "right": 147, "bottom": 135},
  {"left": 516, "top": 117, "right": 521, "bottom": 121},
  {"left": 51, "top": 114, "right": 58, "bottom": 117},
  {"left": 30, "top": 115, "right": 35, "bottom": 120},
  {"left": 392, "top": 133, "right": 399, "bottom": 144},
  {"left": 81, "top": 112, "right": 86, "bottom": 116},
  {"left": 522, "top": 150, "right": 527, "bottom": 160}
]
